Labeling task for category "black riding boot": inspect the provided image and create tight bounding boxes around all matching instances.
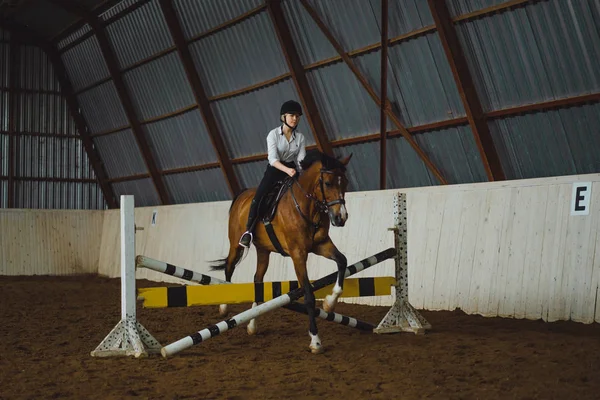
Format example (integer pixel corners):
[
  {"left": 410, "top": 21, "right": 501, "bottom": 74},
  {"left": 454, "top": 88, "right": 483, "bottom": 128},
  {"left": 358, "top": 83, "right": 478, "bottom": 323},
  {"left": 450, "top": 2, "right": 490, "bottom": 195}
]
[{"left": 239, "top": 198, "right": 259, "bottom": 247}]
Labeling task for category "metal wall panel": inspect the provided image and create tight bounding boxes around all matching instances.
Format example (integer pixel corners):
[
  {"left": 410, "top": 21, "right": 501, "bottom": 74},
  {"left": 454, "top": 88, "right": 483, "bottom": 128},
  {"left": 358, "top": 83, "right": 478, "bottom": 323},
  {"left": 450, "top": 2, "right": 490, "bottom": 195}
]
[
  {"left": 0, "top": 134, "right": 7, "bottom": 175},
  {"left": 12, "top": 0, "right": 77, "bottom": 39},
  {"left": 77, "top": 80, "right": 129, "bottom": 133},
  {"left": 106, "top": 0, "right": 174, "bottom": 69},
  {"left": 19, "top": 46, "right": 58, "bottom": 92},
  {"left": 0, "top": 180, "right": 6, "bottom": 208},
  {"left": 112, "top": 178, "right": 161, "bottom": 207},
  {"left": 1, "top": 43, "right": 10, "bottom": 88},
  {"left": 123, "top": 52, "right": 196, "bottom": 121},
  {"left": 143, "top": 109, "right": 218, "bottom": 170},
  {"left": 189, "top": 10, "right": 287, "bottom": 97},
  {"left": 92, "top": 129, "right": 148, "bottom": 178},
  {"left": 17, "top": 93, "right": 69, "bottom": 134},
  {"left": 456, "top": 0, "right": 600, "bottom": 111},
  {"left": 14, "top": 181, "right": 104, "bottom": 210},
  {"left": 386, "top": 137, "right": 437, "bottom": 189},
  {"left": 61, "top": 35, "right": 110, "bottom": 91},
  {"left": 234, "top": 160, "right": 267, "bottom": 191},
  {"left": 333, "top": 141, "right": 381, "bottom": 192},
  {"left": 16, "top": 136, "right": 87, "bottom": 179},
  {"left": 210, "top": 78, "right": 313, "bottom": 159},
  {"left": 489, "top": 103, "right": 600, "bottom": 180},
  {"left": 173, "top": 0, "right": 264, "bottom": 40},
  {"left": 164, "top": 169, "right": 231, "bottom": 203},
  {"left": 0, "top": 92, "right": 8, "bottom": 131}
]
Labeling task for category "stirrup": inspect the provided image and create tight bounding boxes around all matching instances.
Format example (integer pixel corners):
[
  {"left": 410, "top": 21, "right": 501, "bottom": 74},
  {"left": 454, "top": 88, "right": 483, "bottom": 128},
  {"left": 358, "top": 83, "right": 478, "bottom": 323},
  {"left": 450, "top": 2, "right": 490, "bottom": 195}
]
[{"left": 239, "top": 231, "right": 253, "bottom": 248}]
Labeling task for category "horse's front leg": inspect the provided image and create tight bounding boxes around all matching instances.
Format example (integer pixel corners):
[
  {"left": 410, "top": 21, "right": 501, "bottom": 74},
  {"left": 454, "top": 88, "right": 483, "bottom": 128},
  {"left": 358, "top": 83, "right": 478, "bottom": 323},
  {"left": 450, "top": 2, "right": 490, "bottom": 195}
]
[
  {"left": 291, "top": 250, "right": 322, "bottom": 354},
  {"left": 313, "top": 239, "right": 347, "bottom": 313},
  {"left": 247, "top": 248, "right": 270, "bottom": 335}
]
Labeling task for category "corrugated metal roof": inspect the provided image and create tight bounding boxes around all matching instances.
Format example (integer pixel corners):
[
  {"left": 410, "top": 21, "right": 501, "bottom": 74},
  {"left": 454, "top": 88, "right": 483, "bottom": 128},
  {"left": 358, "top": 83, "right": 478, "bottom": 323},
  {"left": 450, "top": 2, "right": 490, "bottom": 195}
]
[
  {"left": 174, "top": 0, "right": 264, "bottom": 40},
  {"left": 489, "top": 103, "right": 600, "bottom": 180},
  {"left": 100, "top": 0, "right": 138, "bottom": 21},
  {"left": 446, "top": 0, "right": 509, "bottom": 17},
  {"left": 57, "top": 24, "right": 92, "bottom": 51},
  {"left": 385, "top": 137, "right": 437, "bottom": 188},
  {"left": 281, "top": 0, "right": 337, "bottom": 65},
  {"left": 112, "top": 178, "right": 161, "bottom": 207},
  {"left": 123, "top": 52, "right": 196, "bottom": 121},
  {"left": 0, "top": 28, "right": 9, "bottom": 40},
  {"left": 60, "top": 35, "right": 110, "bottom": 91},
  {"left": 210, "top": 78, "right": 314, "bottom": 158},
  {"left": 388, "top": 0, "right": 433, "bottom": 36},
  {"left": 234, "top": 160, "right": 267, "bottom": 191},
  {"left": 77, "top": 80, "right": 128, "bottom": 133},
  {"left": 456, "top": 0, "right": 600, "bottom": 112},
  {"left": 143, "top": 109, "right": 218, "bottom": 170},
  {"left": 414, "top": 125, "right": 488, "bottom": 184},
  {"left": 16, "top": 136, "right": 92, "bottom": 180},
  {"left": 189, "top": 10, "right": 287, "bottom": 97},
  {"left": 92, "top": 129, "right": 148, "bottom": 178},
  {"left": 19, "top": 46, "right": 58, "bottom": 92},
  {"left": 306, "top": 62, "right": 380, "bottom": 140},
  {"left": 1, "top": 43, "right": 10, "bottom": 88},
  {"left": 301, "top": 0, "right": 380, "bottom": 52},
  {"left": 12, "top": 0, "right": 79, "bottom": 39},
  {"left": 105, "top": 0, "right": 174, "bottom": 69},
  {"left": 164, "top": 169, "right": 231, "bottom": 203},
  {"left": 333, "top": 141, "right": 381, "bottom": 192},
  {"left": 0, "top": 134, "right": 7, "bottom": 175}
]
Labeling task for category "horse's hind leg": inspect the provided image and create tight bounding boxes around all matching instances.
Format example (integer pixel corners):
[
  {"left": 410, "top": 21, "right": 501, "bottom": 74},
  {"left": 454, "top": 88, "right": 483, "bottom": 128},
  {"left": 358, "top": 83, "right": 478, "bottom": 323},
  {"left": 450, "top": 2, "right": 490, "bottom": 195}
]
[
  {"left": 247, "top": 248, "right": 270, "bottom": 335},
  {"left": 313, "top": 239, "right": 347, "bottom": 313},
  {"left": 292, "top": 251, "right": 322, "bottom": 354},
  {"left": 218, "top": 243, "right": 245, "bottom": 317}
]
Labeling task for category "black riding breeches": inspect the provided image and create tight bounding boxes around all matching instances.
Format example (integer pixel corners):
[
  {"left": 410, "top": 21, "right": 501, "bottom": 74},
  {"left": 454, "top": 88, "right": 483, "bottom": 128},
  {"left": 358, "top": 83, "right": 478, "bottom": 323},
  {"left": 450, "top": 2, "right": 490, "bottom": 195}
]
[{"left": 254, "top": 161, "right": 296, "bottom": 204}]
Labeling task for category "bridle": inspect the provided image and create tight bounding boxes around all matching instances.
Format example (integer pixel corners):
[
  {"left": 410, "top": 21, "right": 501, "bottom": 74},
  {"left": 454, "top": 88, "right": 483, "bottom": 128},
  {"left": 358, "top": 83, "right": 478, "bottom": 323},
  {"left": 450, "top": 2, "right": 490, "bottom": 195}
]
[{"left": 289, "top": 168, "right": 346, "bottom": 230}]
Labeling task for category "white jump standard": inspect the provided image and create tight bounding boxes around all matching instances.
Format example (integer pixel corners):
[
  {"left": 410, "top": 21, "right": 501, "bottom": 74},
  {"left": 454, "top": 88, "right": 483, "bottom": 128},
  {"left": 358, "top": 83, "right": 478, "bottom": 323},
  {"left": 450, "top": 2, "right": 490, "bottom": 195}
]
[{"left": 160, "top": 248, "right": 397, "bottom": 357}]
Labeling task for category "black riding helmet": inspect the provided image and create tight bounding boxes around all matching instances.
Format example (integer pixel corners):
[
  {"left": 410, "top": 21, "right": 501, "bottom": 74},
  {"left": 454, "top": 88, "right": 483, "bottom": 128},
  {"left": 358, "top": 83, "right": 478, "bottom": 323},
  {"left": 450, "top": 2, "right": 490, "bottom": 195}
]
[
  {"left": 280, "top": 100, "right": 303, "bottom": 131},
  {"left": 280, "top": 100, "right": 303, "bottom": 116}
]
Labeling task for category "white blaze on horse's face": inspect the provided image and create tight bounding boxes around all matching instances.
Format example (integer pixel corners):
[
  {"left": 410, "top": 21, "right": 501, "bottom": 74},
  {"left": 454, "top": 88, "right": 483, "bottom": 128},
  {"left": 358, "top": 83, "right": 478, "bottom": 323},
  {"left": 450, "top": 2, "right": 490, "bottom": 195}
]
[{"left": 323, "top": 173, "right": 348, "bottom": 227}]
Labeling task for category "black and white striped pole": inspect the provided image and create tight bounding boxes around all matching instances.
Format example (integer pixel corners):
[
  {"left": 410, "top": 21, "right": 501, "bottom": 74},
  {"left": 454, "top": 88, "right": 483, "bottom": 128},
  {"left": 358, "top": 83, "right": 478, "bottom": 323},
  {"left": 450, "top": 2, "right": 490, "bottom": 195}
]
[
  {"left": 136, "top": 255, "right": 229, "bottom": 285},
  {"left": 161, "top": 247, "right": 396, "bottom": 357}
]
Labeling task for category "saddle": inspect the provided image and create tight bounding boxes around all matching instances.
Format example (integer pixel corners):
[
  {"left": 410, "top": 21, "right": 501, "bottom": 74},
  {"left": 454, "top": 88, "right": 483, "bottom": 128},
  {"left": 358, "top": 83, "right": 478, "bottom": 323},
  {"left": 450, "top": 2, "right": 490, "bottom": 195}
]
[{"left": 255, "top": 176, "right": 295, "bottom": 257}]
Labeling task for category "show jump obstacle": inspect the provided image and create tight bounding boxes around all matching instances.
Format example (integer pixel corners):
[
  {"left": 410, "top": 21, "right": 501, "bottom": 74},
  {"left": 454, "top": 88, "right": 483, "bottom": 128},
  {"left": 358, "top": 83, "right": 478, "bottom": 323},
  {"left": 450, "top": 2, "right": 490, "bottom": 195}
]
[{"left": 90, "top": 193, "right": 430, "bottom": 358}]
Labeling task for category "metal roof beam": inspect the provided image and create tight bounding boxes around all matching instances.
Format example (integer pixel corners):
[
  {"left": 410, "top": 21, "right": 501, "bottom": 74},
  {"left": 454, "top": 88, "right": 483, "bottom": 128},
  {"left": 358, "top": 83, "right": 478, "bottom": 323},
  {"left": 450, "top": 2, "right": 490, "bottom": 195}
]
[
  {"left": 48, "top": 0, "right": 172, "bottom": 205},
  {"left": 379, "top": 0, "right": 388, "bottom": 190},
  {"left": 299, "top": 0, "right": 448, "bottom": 184},
  {"left": 267, "top": 0, "right": 334, "bottom": 156},
  {"left": 427, "top": 0, "right": 505, "bottom": 181},
  {"left": 159, "top": 0, "right": 241, "bottom": 197}
]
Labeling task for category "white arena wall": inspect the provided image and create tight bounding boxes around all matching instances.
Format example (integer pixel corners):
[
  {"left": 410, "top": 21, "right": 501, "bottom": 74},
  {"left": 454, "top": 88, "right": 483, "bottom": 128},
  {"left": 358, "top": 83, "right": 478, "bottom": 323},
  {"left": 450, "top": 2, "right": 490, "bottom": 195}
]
[{"left": 2, "top": 173, "right": 599, "bottom": 324}]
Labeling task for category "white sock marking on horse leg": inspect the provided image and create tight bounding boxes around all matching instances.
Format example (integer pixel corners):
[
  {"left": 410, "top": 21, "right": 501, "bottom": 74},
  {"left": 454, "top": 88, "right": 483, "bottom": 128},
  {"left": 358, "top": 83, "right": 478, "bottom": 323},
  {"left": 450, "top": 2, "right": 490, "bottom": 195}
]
[
  {"left": 309, "top": 331, "right": 322, "bottom": 354},
  {"left": 247, "top": 302, "right": 258, "bottom": 335},
  {"left": 323, "top": 282, "right": 342, "bottom": 312}
]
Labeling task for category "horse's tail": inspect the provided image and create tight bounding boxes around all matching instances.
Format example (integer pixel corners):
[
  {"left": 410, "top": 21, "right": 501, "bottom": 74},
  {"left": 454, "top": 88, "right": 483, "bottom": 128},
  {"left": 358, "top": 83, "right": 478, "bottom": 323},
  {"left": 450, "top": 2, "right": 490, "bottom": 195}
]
[{"left": 209, "top": 257, "right": 228, "bottom": 271}]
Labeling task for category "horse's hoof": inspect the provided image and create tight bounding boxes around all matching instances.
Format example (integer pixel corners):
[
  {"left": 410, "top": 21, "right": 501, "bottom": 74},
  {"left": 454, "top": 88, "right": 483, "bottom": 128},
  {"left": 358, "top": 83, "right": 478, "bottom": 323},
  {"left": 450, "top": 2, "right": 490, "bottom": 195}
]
[
  {"left": 247, "top": 319, "right": 257, "bottom": 335},
  {"left": 218, "top": 304, "right": 228, "bottom": 317},
  {"left": 309, "top": 344, "right": 324, "bottom": 354}
]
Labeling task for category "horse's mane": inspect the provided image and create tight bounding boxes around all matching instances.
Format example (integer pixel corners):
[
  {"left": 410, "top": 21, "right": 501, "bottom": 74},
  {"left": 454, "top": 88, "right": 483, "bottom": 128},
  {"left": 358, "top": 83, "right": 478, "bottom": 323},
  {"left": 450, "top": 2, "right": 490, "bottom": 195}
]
[{"left": 300, "top": 149, "right": 347, "bottom": 172}]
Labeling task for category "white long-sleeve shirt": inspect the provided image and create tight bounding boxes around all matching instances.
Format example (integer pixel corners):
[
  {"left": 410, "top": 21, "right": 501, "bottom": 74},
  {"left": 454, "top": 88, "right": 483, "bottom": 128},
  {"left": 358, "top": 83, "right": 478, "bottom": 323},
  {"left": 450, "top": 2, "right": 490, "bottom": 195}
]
[{"left": 266, "top": 125, "right": 306, "bottom": 168}]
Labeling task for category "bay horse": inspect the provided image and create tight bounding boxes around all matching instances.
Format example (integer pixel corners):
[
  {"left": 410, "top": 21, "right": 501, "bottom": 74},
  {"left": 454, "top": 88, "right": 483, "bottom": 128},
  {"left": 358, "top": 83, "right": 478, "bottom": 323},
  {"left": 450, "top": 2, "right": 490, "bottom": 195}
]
[{"left": 211, "top": 150, "right": 352, "bottom": 354}]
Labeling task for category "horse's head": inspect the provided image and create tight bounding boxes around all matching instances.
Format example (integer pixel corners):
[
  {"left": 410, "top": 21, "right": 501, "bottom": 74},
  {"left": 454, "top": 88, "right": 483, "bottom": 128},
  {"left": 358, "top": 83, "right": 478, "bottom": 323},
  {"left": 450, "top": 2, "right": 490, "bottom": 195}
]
[{"left": 300, "top": 151, "right": 353, "bottom": 227}]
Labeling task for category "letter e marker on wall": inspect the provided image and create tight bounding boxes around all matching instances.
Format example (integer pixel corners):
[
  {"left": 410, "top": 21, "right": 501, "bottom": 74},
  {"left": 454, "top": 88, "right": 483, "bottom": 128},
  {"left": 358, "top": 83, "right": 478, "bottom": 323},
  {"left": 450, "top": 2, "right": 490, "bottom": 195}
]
[{"left": 571, "top": 182, "right": 592, "bottom": 216}]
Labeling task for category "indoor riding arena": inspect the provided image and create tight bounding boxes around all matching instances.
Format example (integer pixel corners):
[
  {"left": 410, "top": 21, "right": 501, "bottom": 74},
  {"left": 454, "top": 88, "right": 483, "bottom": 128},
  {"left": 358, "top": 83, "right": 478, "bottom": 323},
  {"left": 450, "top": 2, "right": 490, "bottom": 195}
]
[{"left": 1, "top": 1, "right": 600, "bottom": 399}]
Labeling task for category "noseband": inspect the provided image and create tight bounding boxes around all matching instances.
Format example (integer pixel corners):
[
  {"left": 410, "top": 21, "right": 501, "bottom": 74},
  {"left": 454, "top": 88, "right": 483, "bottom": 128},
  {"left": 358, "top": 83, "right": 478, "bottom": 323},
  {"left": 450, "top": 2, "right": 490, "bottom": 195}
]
[{"left": 290, "top": 168, "right": 345, "bottom": 230}]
